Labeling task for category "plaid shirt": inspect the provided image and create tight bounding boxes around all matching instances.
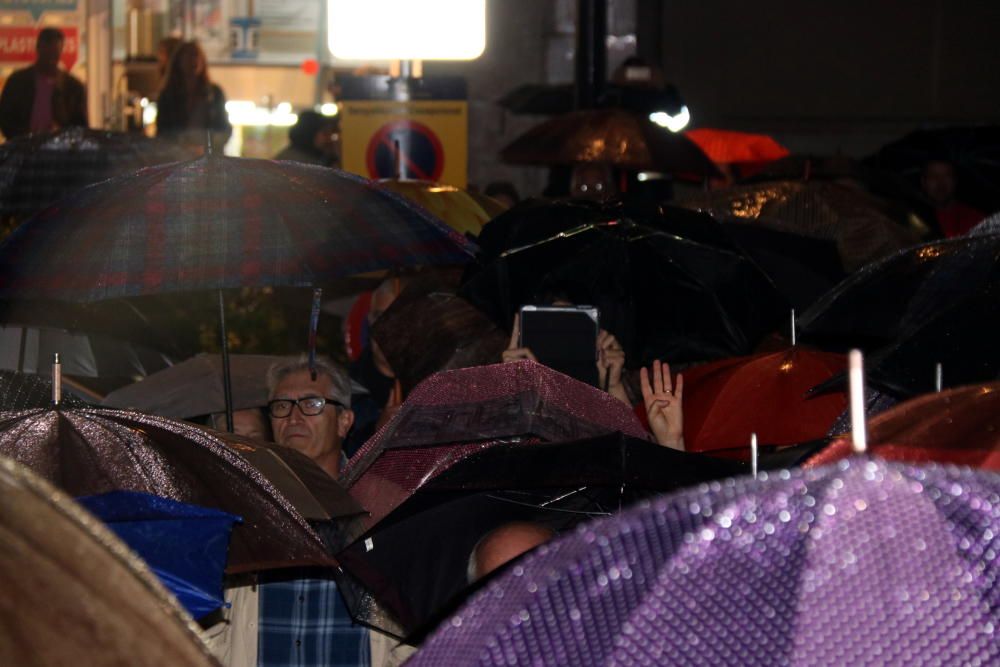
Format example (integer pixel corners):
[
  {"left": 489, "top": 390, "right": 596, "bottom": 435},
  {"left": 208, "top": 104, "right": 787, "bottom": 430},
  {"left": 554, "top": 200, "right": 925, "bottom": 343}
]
[{"left": 258, "top": 572, "right": 370, "bottom": 667}]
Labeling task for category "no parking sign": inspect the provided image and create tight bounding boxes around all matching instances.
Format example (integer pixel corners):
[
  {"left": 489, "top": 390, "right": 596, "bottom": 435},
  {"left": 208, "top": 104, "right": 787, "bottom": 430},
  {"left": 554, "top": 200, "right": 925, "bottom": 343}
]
[{"left": 339, "top": 76, "right": 467, "bottom": 187}]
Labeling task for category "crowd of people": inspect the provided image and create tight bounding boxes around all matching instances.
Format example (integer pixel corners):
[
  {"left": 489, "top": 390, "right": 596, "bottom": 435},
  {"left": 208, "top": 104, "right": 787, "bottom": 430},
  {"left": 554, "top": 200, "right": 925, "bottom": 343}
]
[{"left": 0, "top": 25, "right": 997, "bottom": 667}]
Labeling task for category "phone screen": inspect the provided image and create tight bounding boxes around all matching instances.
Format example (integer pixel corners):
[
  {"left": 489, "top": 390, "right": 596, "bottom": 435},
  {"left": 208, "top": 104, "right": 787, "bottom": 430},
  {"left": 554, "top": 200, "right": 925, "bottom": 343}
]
[{"left": 519, "top": 305, "right": 599, "bottom": 386}]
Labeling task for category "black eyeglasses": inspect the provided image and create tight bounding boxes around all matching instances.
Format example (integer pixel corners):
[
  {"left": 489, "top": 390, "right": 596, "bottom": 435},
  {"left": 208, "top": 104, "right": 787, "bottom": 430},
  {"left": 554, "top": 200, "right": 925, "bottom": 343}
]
[{"left": 267, "top": 396, "right": 345, "bottom": 418}]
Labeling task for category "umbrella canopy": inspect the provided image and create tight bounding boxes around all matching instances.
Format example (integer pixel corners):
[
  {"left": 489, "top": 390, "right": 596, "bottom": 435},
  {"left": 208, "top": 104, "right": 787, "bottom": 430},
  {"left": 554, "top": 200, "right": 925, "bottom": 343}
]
[
  {"left": 0, "top": 406, "right": 333, "bottom": 573},
  {"left": 338, "top": 433, "right": 744, "bottom": 637},
  {"left": 808, "top": 382, "right": 1000, "bottom": 471},
  {"left": 678, "top": 180, "right": 922, "bottom": 271},
  {"left": 684, "top": 128, "right": 790, "bottom": 165},
  {"left": 376, "top": 179, "right": 505, "bottom": 237},
  {"left": 500, "top": 108, "right": 718, "bottom": 176},
  {"left": 77, "top": 490, "right": 240, "bottom": 620},
  {"left": 342, "top": 361, "right": 651, "bottom": 529},
  {"left": 461, "top": 212, "right": 788, "bottom": 365},
  {"left": 0, "top": 456, "right": 218, "bottom": 667},
  {"left": 969, "top": 211, "right": 1000, "bottom": 236},
  {"left": 0, "top": 369, "right": 89, "bottom": 410},
  {"left": 0, "top": 153, "right": 476, "bottom": 303},
  {"left": 866, "top": 125, "right": 1000, "bottom": 213},
  {"left": 409, "top": 458, "right": 1000, "bottom": 666},
  {"left": 0, "top": 128, "right": 191, "bottom": 224},
  {"left": 680, "top": 347, "right": 847, "bottom": 453}
]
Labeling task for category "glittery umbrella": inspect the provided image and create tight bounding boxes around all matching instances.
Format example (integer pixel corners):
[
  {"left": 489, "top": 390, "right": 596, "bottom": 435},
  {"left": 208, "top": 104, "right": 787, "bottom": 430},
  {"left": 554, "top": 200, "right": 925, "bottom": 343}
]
[
  {"left": 337, "top": 433, "right": 744, "bottom": 637},
  {"left": 677, "top": 180, "right": 922, "bottom": 271},
  {"left": 409, "top": 458, "right": 1000, "bottom": 667},
  {"left": 808, "top": 382, "right": 1000, "bottom": 471},
  {"left": 0, "top": 407, "right": 334, "bottom": 573},
  {"left": 500, "top": 108, "right": 718, "bottom": 176},
  {"left": 0, "top": 128, "right": 191, "bottom": 225},
  {"left": 0, "top": 456, "right": 218, "bottom": 667},
  {"left": 341, "top": 360, "right": 651, "bottom": 531}
]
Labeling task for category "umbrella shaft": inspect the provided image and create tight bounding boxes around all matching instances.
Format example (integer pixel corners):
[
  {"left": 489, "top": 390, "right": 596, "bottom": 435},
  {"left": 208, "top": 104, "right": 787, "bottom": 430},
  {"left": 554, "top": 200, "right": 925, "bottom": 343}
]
[{"left": 218, "top": 290, "right": 234, "bottom": 433}]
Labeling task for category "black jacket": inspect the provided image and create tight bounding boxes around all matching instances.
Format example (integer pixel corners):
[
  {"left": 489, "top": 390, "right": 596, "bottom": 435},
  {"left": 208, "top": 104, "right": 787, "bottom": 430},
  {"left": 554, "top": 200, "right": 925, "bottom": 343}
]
[{"left": 0, "top": 65, "right": 88, "bottom": 140}]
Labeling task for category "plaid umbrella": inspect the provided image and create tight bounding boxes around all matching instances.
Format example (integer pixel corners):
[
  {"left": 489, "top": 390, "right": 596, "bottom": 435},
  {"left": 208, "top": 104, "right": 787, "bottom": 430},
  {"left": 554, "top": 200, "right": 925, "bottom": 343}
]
[
  {"left": 0, "top": 456, "right": 217, "bottom": 667},
  {"left": 0, "top": 153, "right": 475, "bottom": 302},
  {"left": 0, "top": 128, "right": 191, "bottom": 224},
  {"left": 0, "top": 406, "right": 334, "bottom": 573},
  {"left": 409, "top": 458, "right": 1000, "bottom": 666}
]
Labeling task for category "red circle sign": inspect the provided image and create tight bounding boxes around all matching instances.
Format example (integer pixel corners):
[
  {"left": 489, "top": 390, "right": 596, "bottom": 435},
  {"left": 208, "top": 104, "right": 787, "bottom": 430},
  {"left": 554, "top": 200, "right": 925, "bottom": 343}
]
[{"left": 365, "top": 119, "right": 445, "bottom": 182}]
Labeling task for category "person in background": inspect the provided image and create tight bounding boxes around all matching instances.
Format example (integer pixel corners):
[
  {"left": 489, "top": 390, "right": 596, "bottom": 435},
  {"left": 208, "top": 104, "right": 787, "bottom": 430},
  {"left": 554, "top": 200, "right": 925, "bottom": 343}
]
[
  {"left": 274, "top": 110, "right": 340, "bottom": 167},
  {"left": 155, "top": 40, "right": 231, "bottom": 150},
  {"left": 210, "top": 407, "right": 271, "bottom": 441},
  {"left": 570, "top": 163, "right": 618, "bottom": 201},
  {"left": 156, "top": 36, "right": 183, "bottom": 84},
  {"left": 467, "top": 522, "right": 555, "bottom": 583},
  {"left": 920, "top": 159, "right": 985, "bottom": 237},
  {"left": 484, "top": 181, "right": 520, "bottom": 209},
  {"left": 0, "top": 27, "right": 87, "bottom": 140}
]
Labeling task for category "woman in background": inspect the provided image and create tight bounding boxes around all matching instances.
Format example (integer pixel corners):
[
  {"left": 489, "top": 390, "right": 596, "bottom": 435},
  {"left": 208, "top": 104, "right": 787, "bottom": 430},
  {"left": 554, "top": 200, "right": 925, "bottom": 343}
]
[{"left": 156, "top": 41, "right": 231, "bottom": 151}]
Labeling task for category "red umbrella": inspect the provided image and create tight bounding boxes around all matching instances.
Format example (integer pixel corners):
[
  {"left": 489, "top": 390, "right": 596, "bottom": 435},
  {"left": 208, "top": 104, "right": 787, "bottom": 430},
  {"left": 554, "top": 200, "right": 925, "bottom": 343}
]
[
  {"left": 678, "top": 347, "right": 847, "bottom": 454},
  {"left": 342, "top": 360, "right": 650, "bottom": 530},
  {"left": 685, "top": 128, "right": 790, "bottom": 166},
  {"left": 807, "top": 382, "right": 1000, "bottom": 471}
]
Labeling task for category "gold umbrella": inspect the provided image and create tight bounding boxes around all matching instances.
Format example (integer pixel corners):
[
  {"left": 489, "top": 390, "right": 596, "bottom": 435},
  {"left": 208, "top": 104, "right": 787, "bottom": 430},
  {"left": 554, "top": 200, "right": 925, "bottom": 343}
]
[
  {"left": 377, "top": 179, "right": 505, "bottom": 237},
  {"left": 0, "top": 455, "right": 218, "bottom": 667}
]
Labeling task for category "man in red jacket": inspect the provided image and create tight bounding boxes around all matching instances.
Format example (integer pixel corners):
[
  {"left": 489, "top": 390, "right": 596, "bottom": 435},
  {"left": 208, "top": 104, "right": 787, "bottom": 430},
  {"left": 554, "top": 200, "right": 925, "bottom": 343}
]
[
  {"left": 0, "top": 28, "right": 88, "bottom": 139},
  {"left": 921, "top": 159, "right": 985, "bottom": 237}
]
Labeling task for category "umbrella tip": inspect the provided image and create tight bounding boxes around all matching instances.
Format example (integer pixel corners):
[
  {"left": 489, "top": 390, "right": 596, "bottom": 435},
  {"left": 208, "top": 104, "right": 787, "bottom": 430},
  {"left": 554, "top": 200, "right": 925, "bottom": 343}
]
[
  {"left": 205, "top": 130, "right": 213, "bottom": 156},
  {"left": 790, "top": 309, "right": 797, "bottom": 347},
  {"left": 934, "top": 362, "right": 943, "bottom": 393},
  {"left": 750, "top": 432, "right": 758, "bottom": 478},
  {"left": 52, "top": 353, "right": 62, "bottom": 406},
  {"left": 848, "top": 349, "right": 867, "bottom": 454}
]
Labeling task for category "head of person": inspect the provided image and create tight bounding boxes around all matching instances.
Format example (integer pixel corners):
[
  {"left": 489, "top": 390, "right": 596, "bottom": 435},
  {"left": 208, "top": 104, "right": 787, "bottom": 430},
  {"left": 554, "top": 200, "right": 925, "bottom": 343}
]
[
  {"left": 570, "top": 163, "right": 617, "bottom": 201},
  {"left": 467, "top": 522, "right": 554, "bottom": 583},
  {"left": 161, "top": 40, "right": 209, "bottom": 98},
  {"left": 156, "top": 36, "right": 183, "bottom": 79},
  {"left": 921, "top": 159, "right": 958, "bottom": 208},
  {"left": 267, "top": 356, "right": 354, "bottom": 476},
  {"left": 288, "top": 110, "right": 338, "bottom": 156},
  {"left": 35, "top": 28, "right": 65, "bottom": 74},
  {"left": 210, "top": 407, "right": 271, "bottom": 441}
]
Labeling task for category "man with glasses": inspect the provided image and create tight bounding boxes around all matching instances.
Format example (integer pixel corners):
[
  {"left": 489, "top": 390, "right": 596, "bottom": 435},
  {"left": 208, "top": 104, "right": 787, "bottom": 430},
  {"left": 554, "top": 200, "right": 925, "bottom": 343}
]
[{"left": 267, "top": 357, "right": 355, "bottom": 478}]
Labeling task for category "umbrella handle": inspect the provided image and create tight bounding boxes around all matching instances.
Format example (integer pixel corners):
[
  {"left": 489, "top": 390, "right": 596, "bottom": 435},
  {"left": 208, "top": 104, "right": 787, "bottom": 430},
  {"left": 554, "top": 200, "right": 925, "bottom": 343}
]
[{"left": 52, "top": 353, "right": 61, "bottom": 406}]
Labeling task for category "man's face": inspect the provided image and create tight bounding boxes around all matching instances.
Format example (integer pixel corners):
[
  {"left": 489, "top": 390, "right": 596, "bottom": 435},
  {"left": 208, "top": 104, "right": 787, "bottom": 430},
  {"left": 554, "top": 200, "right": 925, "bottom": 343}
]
[
  {"left": 36, "top": 38, "right": 63, "bottom": 71},
  {"left": 921, "top": 161, "right": 957, "bottom": 207},
  {"left": 269, "top": 370, "right": 352, "bottom": 463}
]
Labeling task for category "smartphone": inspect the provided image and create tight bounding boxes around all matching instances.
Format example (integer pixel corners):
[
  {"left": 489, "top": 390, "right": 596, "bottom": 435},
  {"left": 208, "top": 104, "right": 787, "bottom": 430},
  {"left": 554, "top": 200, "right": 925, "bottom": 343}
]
[{"left": 519, "top": 305, "right": 599, "bottom": 386}]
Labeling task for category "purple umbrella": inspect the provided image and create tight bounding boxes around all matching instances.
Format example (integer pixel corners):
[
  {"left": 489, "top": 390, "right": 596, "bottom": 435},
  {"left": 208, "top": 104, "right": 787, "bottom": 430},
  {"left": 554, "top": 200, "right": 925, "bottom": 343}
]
[{"left": 409, "top": 458, "right": 1000, "bottom": 666}]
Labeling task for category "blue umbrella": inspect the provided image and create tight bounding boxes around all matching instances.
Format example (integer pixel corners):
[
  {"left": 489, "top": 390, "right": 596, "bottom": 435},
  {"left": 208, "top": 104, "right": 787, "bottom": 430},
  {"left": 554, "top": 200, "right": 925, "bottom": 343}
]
[{"left": 77, "top": 490, "right": 241, "bottom": 619}]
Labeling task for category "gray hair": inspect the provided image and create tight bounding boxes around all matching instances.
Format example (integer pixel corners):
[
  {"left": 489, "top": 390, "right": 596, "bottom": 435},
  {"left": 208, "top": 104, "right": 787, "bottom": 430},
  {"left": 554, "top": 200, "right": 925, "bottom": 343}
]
[{"left": 266, "top": 355, "right": 353, "bottom": 408}]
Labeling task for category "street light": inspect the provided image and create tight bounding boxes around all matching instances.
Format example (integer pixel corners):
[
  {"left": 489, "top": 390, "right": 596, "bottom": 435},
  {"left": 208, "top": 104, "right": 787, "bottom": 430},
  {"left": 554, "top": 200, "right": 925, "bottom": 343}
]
[
  {"left": 327, "top": 0, "right": 486, "bottom": 61},
  {"left": 649, "top": 106, "right": 691, "bottom": 133}
]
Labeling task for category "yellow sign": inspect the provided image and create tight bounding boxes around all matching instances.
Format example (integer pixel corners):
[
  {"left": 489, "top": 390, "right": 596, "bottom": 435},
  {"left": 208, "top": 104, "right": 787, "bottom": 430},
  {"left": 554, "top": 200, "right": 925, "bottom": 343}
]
[{"left": 340, "top": 99, "right": 468, "bottom": 188}]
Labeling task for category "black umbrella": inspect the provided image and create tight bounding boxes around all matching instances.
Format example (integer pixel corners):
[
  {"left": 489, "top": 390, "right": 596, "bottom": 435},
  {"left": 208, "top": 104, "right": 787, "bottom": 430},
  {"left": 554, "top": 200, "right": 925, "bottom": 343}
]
[
  {"left": 0, "top": 370, "right": 89, "bottom": 410},
  {"left": 337, "top": 433, "right": 745, "bottom": 638},
  {"left": 461, "top": 205, "right": 788, "bottom": 366},
  {"left": 866, "top": 125, "right": 1000, "bottom": 213}
]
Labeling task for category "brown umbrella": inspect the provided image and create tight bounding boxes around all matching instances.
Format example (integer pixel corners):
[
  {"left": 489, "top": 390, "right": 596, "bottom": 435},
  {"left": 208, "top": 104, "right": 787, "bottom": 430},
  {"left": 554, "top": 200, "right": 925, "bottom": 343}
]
[
  {"left": 0, "top": 407, "right": 334, "bottom": 573},
  {"left": 677, "top": 180, "right": 921, "bottom": 271},
  {"left": 500, "top": 108, "right": 719, "bottom": 176},
  {"left": 0, "top": 455, "right": 218, "bottom": 667}
]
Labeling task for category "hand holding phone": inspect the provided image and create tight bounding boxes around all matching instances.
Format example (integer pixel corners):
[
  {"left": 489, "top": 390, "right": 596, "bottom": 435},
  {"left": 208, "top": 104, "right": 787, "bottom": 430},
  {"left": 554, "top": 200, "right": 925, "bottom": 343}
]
[{"left": 513, "top": 305, "right": 600, "bottom": 386}]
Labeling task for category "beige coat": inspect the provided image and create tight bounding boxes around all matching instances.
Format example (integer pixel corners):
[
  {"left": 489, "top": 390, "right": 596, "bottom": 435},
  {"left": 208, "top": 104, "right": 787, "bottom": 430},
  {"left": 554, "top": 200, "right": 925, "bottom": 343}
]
[{"left": 202, "top": 582, "right": 415, "bottom": 667}]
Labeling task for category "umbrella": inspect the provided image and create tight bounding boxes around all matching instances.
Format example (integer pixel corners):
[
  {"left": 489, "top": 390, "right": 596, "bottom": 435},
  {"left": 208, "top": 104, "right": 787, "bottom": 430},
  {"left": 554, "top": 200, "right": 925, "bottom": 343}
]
[
  {"left": 809, "top": 382, "right": 1000, "bottom": 471},
  {"left": 500, "top": 108, "right": 719, "bottom": 177},
  {"left": 684, "top": 128, "right": 790, "bottom": 166},
  {"left": 866, "top": 125, "right": 1000, "bottom": 213},
  {"left": 0, "top": 323, "right": 171, "bottom": 382},
  {"left": 0, "top": 152, "right": 476, "bottom": 426},
  {"left": 77, "top": 490, "right": 240, "bottom": 620},
  {"left": 0, "top": 128, "right": 192, "bottom": 224},
  {"left": 461, "top": 212, "right": 788, "bottom": 366},
  {"left": 408, "top": 458, "right": 1000, "bottom": 666},
  {"left": 677, "top": 180, "right": 922, "bottom": 271},
  {"left": 0, "top": 406, "right": 334, "bottom": 573},
  {"left": 0, "top": 369, "right": 89, "bottom": 409},
  {"left": 969, "top": 210, "right": 1000, "bottom": 236},
  {"left": 679, "top": 347, "right": 847, "bottom": 453},
  {"left": 342, "top": 361, "right": 651, "bottom": 529},
  {"left": 377, "top": 179, "right": 505, "bottom": 237},
  {"left": 337, "top": 433, "right": 745, "bottom": 637},
  {"left": 0, "top": 456, "right": 217, "bottom": 667}
]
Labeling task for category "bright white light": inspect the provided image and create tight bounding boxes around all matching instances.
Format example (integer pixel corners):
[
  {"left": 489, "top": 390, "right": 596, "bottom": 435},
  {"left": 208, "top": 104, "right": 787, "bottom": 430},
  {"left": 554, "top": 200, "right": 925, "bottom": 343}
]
[
  {"left": 649, "top": 105, "right": 691, "bottom": 133},
  {"left": 637, "top": 172, "right": 649, "bottom": 182},
  {"left": 225, "top": 100, "right": 298, "bottom": 127},
  {"left": 328, "top": 0, "right": 486, "bottom": 60},
  {"left": 276, "top": 102, "right": 293, "bottom": 114},
  {"left": 320, "top": 103, "right": 339, "bottom": 116}
]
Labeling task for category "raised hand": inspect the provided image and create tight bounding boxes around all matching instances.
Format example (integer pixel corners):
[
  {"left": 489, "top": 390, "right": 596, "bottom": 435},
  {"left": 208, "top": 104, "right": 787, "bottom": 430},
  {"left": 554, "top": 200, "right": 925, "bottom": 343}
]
[
  {"left": 640, "top": 360, "right": 684, "bottom": 450},
  {"left": 597, "top": 330, "right": 629, "bottom": 405}
]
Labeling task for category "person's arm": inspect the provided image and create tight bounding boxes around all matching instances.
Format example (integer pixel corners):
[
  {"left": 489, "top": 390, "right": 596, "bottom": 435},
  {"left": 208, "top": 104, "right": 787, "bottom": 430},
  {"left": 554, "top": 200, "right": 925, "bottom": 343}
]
[
  {"left": 0, "top": 70, "right": 26, "bottom": 139},
  {"left": 596, "top": 329, "right": 629, "bottom": 405}
]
